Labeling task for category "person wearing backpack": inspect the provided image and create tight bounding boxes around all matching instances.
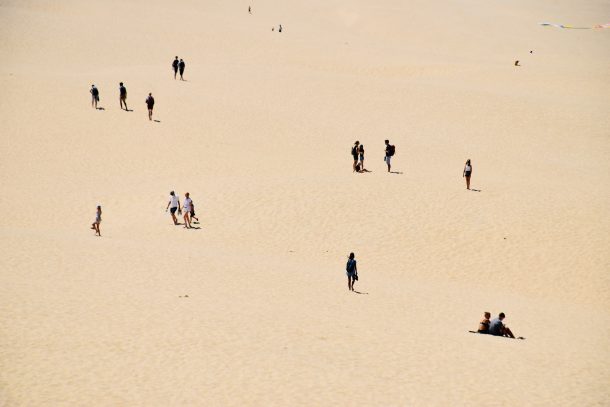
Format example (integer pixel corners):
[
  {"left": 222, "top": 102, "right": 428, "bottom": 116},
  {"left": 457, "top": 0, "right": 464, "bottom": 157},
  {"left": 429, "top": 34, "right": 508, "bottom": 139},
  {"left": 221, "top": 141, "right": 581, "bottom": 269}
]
[
  {"left": 172, "top": 56, "right": 179, "bottom": 79},
  {"left": 384, "top": 139, "right": 395, "bottom": 172},
  {"left": 90, "top": 84, "right": 99, "bottom": 109},
  {"left": 345, "top": 252, "right": 358, "bottom": 291},
  {"left": 352, "top": 141, "right": 360, "bottom": 172}
]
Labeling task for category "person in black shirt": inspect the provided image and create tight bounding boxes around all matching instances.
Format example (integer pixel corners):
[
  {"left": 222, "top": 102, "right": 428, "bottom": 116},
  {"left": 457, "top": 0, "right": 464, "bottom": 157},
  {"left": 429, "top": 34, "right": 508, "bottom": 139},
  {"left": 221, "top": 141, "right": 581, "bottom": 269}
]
[
  {"left": 119, "top": 82, "right": 128, "bottom": 110},
  {"left": 90, "top": 84, "right": 99, "bottom": 109},
  {"left": 146, "top": 93, "right": 155, "bottom": 121},
  {"left": 179, "top": 59, "right": 185, "bottom": 80},
  {"left": 172, "top": 56, "right": 179, "bottom": 79}
]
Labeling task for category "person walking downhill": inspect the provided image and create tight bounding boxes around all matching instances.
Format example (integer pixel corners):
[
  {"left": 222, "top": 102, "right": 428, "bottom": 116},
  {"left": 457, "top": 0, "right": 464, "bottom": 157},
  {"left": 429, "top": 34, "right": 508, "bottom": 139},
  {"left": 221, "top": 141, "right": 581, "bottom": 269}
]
[
  {"left": 172, "top": 56, "right": 179, "bottom": 79},
  {"left": 359, "top": 143, "right": 365, "bottom": 171},
  {"left": 179, "top": 59, "right": 186, "bottom": 80},
  {"left": 165, "top": 191, "right": 181, "bottom": 225},
  {"left": 352, "top": 141, "right": 360, "bottom": 172},
  {"left": 463, "top": 159, "right": 472, "bottom": 190},
  {"left": 182, "top": 192, "right": 193, "bottom": 229},
  {"left": 384, "top": 139, "right": 395, "bottom": 173},
  {"left": 90, "top": 84, "right": 99, "bottom": 109},
  {"left": 345, "top": 252, "right": 358, "bottom": 291},
  {"left": 91, "top": 205, "right": 102, "bottom": 236},
  {"left": 146, "top": 93, "right": 155, "bottom": 121},
  {"left": 190, "top": 198, "right": 199, "bottom": 223},
  {"left": 119, "top": 82, "right": 128, "bottom": 110}
]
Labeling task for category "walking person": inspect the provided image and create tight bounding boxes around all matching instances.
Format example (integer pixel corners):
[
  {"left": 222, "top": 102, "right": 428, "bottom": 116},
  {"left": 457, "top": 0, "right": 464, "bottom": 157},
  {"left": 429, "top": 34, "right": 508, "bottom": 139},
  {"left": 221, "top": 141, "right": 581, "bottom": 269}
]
[
  {"left": 190, "top": 199, "right": 199, "bottom": 223},
  {"left": 279, "top": 24, "right": 283, "bottom": 33},
  {"left": 119, "top": 82, "right": 128, "bottom": 110},
  {"left": 345, "top": 252, "right": 358, "bottom": 291},
  {"left": 359, "top": 143, "right": 365, "bottom": 171},
  {"left": 463, "top": 159, "right": 472, "bottom": 190},
  {"left": 352, "top": 141, "right": 360, "bottom": 172},
  {"left": 172, "top": 56, "right": 179, "bottom": 79},
  {"left": 384, "top": 139, "right": 395, "bottom": 172},
  {"left": 165, "top": 191, "right": 181, "bottom": 225},
  {"left": 146, "top": 93, "right": 155, "bottom": 121},
  {"left": 248, "top": 6, "right": 251, "bottom": 14},
  {"left": 179, "top": 59, "right": 186, "bottom": 80},
  {"left": 90, "top": 84, "right": 99, "bottom": 109},
  {"left": 91, "top": 205, "right": 102, "bottom": 236},
  {"left": 182, "top": 192, "right": 193, "bottom": 229}
]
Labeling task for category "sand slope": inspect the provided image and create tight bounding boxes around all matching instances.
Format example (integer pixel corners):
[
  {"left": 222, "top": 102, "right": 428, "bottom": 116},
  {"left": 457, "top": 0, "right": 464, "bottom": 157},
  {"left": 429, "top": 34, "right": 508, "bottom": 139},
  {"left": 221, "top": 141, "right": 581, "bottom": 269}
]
[{"left": 1, "top": 0, "right": 609, "bottom": 405}]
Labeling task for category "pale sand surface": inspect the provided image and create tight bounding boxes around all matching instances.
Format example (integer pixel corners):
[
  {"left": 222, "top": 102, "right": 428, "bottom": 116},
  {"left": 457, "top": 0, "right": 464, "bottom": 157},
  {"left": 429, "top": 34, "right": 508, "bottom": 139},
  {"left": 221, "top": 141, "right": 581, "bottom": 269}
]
[{"left": 1, "top": 0, "right": 609, "bottom": 405}]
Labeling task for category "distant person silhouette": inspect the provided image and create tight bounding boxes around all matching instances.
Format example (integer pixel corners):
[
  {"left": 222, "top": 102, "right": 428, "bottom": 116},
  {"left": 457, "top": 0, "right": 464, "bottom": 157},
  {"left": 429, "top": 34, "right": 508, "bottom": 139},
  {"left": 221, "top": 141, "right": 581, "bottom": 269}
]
[
  {"left": 91, "top": 205, "right": 102, "bottom": 236},
  {"left": 179, "top": 59, "right": 185, "bottom": 80},
  {"left": 119, "top": 82, "right": 128, "bottom": 110},
  {"left": 279, "top": 24, "right": 283, "bottom": 33},
  {"left": 146, "top": 93, "right": 155, "bottom": 121},
  {"left": 345, "top": 252, "right": 358, "bottom": 291},
  {"left": 352, "top": 141, "right": 360, "bottom": 172},
  {"left": 172, "top": 56, "right": 179, "bottom": 79},
  {"left": 165, "top": 191, "right": 181, "bottom": 225},
  {"left": 248, "top": 6, "right": 251, "bottom": 14},
  {"left": 90, "top": 84, "right": 99, "bottom": 109},
  {"left": 359, "top": 144, "right": 365, "bottom": 171},
  {"left": 384, "top": 139, "right": 395, "bottom": 172},
  {"left": 463, "top": 159, "right": 472, "bottom": 190}
]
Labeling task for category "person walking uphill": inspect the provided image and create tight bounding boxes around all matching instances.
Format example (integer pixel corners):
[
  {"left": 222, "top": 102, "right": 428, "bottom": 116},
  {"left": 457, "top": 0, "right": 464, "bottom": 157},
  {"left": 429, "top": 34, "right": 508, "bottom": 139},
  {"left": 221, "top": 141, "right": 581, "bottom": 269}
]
[
  {"left": 146, "top": 93, "right": 155, "bottom": 121},
  {"left": 91, "top": 205, "right": 102, "bottom": 236},
  {"left": 182, "top": 192, "right": 193, "bottom": 229},
  {"left": 90, "top": 84, "right": 99, "bottom": 109},
  {"left": 345, "top": 252, "right": 358, "bottom": 291},
  {"left": 119, "top": 82, "right": 128, "bottom": 110},
  {"left": 166, "top": 191, "right": 181, "bottom": 225},
  {"left": 352, "top": 141, "right": 360, "bottom": 172},
  {"left": 172, "top": 56, "right": 179, "bottom": 79},
  {"left": 179, "top": 59, "right": 186, "bottom": 80},
  {"left": 384, "top": 139, "right": 395, "bottom": 172}
]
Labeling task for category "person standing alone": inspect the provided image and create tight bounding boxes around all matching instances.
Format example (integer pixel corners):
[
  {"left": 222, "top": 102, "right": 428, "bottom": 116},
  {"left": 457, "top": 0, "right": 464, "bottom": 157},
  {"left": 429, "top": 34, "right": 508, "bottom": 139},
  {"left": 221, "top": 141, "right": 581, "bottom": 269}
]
[
  {"left": 345, "top": 252, "right": 358, "bottom": 291},
  {"left": 179, "top": 59, "right": 186, "bottom": 80},
  {"left": 172, "top": 56, "right": 179, "bottom": 79},
  {"left": 384, "top": 139, "right": 395, "bottom": 173},
  {"left": 119, "top": 82, "right": 128, "bottom": 110},
  {"left": 146, "top": 93, "right": 155, "bottom": 121},
  {"left": 463, "top": 159, "right": 472, "bottom": 190},
  {"left": 90, "top": 84, "right": 99, "bottom": 109}
]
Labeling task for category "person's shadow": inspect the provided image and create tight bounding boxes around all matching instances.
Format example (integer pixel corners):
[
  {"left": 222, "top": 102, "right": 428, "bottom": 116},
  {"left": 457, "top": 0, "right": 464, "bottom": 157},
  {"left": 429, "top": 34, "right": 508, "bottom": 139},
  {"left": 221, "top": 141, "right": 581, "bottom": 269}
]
[
  {"left": 154, "top": 119, "right": 161, "bottom": 123},
  {"left": 470, "top": 188, "right": 482, "bottom": 192},
  {"left": 353, "top": 290, "right": 369, "bottom": 295},
  {"left": 390, "top": 171, "right": 403, "bottom": 174},
  {"left": 96, "top": 107, "right": 105, "bottom": 110}
]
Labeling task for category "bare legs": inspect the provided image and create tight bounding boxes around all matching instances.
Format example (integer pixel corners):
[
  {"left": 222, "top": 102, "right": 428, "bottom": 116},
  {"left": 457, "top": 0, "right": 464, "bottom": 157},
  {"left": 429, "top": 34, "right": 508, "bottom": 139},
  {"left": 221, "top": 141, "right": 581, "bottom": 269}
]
[
  {"left": 174, "top": 69, "right": 177, "bottom": 79},
  {"left": 183, "top": 211, "right": 191, "bottom": 229},
  {"left": 92, "top": 97, "right": 97, "bottom": 109},
  {"left": 120, "top": 98, "right": 128, "bottom": 111},
  {"left": 170, "top": 210, "right": 178, "bottom": 225},
  {"left": 466, "top": 175, "right": 471, "bottom": 190},
  {"left": 91, "top": 222, "right": 100, "bottom": 236},
  {"left": 347, "top": 275, "right": 356, "bottom": 291},
  {"left": 148, "top": 108, "right": 153, "bottom": 121}
]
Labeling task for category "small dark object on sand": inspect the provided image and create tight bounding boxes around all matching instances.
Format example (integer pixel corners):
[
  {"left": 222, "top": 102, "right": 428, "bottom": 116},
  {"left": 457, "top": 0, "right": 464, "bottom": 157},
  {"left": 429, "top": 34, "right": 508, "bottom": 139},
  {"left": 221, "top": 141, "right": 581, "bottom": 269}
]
[
  {"left": 530, "top": 50, "right": 533, "bottom": 53},
  {"left": 514, "top": 60, "right": 520, "bottom": 66}
]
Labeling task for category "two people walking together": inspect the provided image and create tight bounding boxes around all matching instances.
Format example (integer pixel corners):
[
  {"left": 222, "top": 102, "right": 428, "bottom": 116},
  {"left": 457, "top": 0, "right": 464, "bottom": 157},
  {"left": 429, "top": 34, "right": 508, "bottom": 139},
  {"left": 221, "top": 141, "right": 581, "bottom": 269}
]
[{"left": 166, "top": 191, "right": 199, "bottom": 229}]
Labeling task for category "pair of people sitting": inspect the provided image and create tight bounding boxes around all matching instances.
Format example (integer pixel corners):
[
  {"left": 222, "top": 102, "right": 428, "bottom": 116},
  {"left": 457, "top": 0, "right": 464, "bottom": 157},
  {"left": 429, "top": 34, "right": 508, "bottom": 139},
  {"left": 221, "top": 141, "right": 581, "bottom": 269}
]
[{"left": 478, "top": 312, "right": 516, "bottom": 338}]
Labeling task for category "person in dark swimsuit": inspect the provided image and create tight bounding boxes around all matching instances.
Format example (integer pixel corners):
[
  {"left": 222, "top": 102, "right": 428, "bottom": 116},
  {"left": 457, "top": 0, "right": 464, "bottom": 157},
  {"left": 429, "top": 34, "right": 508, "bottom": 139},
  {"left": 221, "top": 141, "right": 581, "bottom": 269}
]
[
  {"left": 345, "top": 252, "right": 358, "bottom": 291},
  {"left": 478, "top": 312, "right": 491, "bottom": 334},
  {"left": 463, "top": 159, "right": 472, "bottom": 190},
  {"left": 119, "top": 82, "right": 127, "bottom": 110},
  {"left": 359, "top": 144, "right": 365, "bottom": 171},
  {"left": 179, "top": 59, "right": 185, "bottom": 80},
  {"left": 172, "top": 57, "right": 179, "bottom": 79}
]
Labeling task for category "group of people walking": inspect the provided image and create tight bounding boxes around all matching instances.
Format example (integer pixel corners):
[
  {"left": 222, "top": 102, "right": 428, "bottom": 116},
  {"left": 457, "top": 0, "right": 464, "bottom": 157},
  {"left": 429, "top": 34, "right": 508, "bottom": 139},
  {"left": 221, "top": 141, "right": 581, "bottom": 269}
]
[
  {"left": 165, "top": 191, "right": 200, "bottom": 229},
  {"left": 88, "top": 56, "right": 187, "bottom": 120}
]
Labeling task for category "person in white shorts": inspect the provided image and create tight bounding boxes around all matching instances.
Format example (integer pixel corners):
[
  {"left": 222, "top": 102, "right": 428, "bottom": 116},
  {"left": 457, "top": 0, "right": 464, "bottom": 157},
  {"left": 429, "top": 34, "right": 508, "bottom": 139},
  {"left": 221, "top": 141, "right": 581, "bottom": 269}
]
[{"left": 182, "top": 192, "right": 193, "bottom": 229}]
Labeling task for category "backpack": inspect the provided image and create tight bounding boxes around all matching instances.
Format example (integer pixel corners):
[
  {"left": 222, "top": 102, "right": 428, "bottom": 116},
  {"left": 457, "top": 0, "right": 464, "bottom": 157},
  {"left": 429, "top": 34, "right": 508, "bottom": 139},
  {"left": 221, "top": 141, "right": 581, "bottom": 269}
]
[
  {"left": 351, "top": 146, "right": 358, "bottom": 156},
  {"left": 92, "top": 88, "right": 99, "bottom": 96},
  {"left": 388, "top": 145, "right": 396, "bottom": 156}
]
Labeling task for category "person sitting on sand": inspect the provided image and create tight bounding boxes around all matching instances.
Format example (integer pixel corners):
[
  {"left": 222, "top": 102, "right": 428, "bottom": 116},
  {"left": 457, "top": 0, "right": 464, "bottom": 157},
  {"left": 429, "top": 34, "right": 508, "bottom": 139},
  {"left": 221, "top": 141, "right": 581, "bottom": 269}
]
[
  {"left": 463, "top": 159, "right": 472, "bottom": 190},
  {"left": 478, "top": 312, "right": 491, "bottom": 334},
  {"left": 119, "top": 82, "right": 127, "bottom": 110},
  {"left": 489, "top": 313, "right": 515, "bottom": 338},
  {"left": 172, "top": 56, "right": 179, "bottom": 79},
  {"left": 352, "top": 141, "right": 360, "bottom": 172},
  {"left": 182, "top": 192, "right": 193, "bottom": 229},
  {"left": 146, "top": 93, "right": 155, "bottom": 121},
  {"left": 91, "top": 205, "right": 102, "bottom": 236},
  {"left": 166, "top": 191, "right": 181, "bottom": 225},
  {"left": 346, "top": 252, "right": 358, "bottom": 291},
  {"left": 90, "top": 84, "right": 99, "bottom": 109}
]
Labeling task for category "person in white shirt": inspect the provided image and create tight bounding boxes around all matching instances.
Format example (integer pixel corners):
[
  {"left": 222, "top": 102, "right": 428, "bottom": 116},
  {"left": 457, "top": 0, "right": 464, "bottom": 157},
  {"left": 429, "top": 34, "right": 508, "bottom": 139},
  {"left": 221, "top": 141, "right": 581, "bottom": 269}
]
[
  {"left": 463, "top": 159, "right": 472, "bottom": 190},
  {"left": 165, "top": 191, "right": 181, "bottom": 225},
  {"left": 182, "top": 192, "right": 193, "bottom": 229}
]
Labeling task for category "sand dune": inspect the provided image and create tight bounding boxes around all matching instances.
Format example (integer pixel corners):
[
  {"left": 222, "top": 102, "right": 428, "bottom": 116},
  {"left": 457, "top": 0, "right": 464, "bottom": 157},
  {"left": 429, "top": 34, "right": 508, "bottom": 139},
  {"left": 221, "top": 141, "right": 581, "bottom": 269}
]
[{"left": 1, "top": 0, "right": 609, "bottom": 405}]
